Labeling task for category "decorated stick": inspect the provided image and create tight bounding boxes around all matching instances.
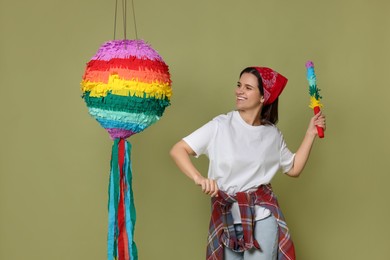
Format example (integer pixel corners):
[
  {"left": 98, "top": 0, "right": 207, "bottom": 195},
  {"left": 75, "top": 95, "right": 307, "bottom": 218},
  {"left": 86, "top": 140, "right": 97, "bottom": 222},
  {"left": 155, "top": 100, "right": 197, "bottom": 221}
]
[{"left": 305, "top": 61, "right": 324, "bottom": 138}]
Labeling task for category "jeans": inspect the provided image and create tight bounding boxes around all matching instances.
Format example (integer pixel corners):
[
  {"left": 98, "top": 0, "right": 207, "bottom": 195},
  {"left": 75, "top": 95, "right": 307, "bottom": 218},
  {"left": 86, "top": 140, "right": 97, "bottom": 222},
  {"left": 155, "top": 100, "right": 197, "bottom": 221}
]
[{"left": 224, "top": 214, "right": 278, "bottom": 260}]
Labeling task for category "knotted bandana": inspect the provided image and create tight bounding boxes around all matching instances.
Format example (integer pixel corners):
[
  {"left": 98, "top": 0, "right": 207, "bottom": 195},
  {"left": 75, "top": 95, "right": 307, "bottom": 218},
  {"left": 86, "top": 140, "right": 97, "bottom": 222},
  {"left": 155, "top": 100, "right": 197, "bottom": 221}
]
[{"left": 253, "top": 67, "right": 288, "bottom": 105}]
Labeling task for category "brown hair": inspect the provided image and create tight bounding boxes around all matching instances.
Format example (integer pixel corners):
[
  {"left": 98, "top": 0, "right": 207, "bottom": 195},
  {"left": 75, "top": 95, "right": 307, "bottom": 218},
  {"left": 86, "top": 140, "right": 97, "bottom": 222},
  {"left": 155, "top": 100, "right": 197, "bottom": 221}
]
[{"left": 239, "top": 67, "right": 279, "bottom": 125}]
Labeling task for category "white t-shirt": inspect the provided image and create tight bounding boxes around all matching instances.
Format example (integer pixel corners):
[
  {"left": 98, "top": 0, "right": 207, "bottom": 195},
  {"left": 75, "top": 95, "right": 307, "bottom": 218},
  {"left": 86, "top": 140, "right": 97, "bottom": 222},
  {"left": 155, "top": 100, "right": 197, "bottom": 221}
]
[{"left": 183, "top": 111, "right": 295, "bottom": 222}]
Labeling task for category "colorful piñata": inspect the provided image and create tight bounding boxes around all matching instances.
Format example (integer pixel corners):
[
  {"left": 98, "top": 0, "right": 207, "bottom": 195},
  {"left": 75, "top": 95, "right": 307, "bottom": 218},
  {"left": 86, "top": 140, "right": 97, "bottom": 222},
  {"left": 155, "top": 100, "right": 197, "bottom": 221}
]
[
  {"left": 81, "top": 39, "right": 172, "bottom": 139},
  {"left": 81, "top": 39, "right": 172, "bottom": 260}
]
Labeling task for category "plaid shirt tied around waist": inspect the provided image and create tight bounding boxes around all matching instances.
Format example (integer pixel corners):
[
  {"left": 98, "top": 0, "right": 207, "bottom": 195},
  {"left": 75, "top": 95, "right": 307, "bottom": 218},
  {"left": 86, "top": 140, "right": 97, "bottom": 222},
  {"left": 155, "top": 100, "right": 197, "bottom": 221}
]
[{"left": 206, "top": 184, "right": 295, "bottom": 260}]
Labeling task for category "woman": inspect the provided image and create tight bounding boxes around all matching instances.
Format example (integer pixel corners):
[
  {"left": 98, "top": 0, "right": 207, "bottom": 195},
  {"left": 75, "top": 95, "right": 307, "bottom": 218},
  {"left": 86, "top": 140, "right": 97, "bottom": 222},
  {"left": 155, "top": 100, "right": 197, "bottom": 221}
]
[{"left": 170, "top": 66, "right": 326, "bottom": 260}]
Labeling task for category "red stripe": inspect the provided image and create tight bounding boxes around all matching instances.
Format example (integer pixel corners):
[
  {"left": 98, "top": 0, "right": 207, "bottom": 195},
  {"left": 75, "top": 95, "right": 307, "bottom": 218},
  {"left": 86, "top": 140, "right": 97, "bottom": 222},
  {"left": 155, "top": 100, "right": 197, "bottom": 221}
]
[
  {"left": 117, "top": 139, "right": 129, "bottom": 260},
  {"left": 86, "top": 57, "right": 169, "bottom": 73}
]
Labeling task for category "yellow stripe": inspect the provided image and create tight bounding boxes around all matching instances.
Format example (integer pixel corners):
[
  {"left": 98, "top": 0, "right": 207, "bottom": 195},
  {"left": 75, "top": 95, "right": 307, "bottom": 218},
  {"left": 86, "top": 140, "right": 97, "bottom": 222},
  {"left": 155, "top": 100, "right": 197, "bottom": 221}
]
[
  {"left": 81, "top": 74, "right": 172, "bottom": 99},
  {"left": 309, "top": 96, "right": 323, "bottom": 109}
]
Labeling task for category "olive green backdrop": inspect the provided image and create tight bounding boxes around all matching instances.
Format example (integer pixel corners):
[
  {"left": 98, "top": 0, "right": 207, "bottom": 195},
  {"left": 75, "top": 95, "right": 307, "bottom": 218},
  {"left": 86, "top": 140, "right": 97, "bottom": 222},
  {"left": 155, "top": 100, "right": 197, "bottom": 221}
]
[{"left": 1, "top": 0, "right": 389, "bottom": 259}]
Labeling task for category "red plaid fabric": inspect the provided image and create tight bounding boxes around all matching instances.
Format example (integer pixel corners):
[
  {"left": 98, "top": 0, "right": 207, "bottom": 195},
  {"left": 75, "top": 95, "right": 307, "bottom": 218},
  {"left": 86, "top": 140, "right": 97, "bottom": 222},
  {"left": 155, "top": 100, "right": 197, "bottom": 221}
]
[{"left": 206, "top": 184, "right": 295, "bottom": 260}]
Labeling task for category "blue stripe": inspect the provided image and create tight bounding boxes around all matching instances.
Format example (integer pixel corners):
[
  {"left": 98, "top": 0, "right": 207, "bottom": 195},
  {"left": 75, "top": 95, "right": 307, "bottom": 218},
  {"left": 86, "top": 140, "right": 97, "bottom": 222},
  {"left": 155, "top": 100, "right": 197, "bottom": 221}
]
[
  {"left": 88, "top": 107, "right": 160, "bottom": 124},
  {"left": 96, "top": 118, "right": 149, "bottom": 133}
]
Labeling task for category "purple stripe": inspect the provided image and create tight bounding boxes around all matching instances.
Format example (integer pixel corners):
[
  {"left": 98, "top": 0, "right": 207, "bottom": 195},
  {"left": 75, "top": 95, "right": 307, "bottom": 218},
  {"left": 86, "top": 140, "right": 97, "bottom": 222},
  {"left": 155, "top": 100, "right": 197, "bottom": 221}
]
[
  {"left": 107, "top": 128, "right": 136, "bottom": 139},
  {"left": 305, "top": 60, "right": 314, "bottom": 68},
  {"left": 91, "top": 40, "right": 164, "bottom": 61}
]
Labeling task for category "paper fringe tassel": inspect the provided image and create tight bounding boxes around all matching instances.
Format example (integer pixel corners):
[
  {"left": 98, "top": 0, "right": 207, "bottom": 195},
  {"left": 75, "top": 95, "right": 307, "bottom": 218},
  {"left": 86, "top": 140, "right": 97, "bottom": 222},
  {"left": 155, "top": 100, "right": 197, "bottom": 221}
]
[
  {"left": 108, "top": 138, "right": 138, "bottom": 260},
  {"left": 306, "top": 61, "right": 323, "bottom": 109}
]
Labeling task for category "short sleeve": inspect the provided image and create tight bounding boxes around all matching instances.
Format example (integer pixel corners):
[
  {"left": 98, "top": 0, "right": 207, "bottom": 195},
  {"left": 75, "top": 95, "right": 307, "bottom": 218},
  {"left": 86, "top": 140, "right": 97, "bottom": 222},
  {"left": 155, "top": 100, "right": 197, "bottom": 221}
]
[
  {"left": 279, "top": 134, "right": 295, "bottom": 173},
  {"left": 182, "top": 120, "right": 217, "bottom": 158}
]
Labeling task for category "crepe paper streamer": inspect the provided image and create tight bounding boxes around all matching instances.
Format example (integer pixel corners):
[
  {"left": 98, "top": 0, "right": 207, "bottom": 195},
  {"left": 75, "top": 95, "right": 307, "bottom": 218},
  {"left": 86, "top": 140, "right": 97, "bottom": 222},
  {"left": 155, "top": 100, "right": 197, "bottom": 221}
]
[
  {"left": 305, "top": 61, "right": 324, "bottom": 138},
  {"left": 108, "top": 139, "right": 137, "bottom": 260},
  {"left": 81, "top": 39, "right": 172, "bottom": 260}
]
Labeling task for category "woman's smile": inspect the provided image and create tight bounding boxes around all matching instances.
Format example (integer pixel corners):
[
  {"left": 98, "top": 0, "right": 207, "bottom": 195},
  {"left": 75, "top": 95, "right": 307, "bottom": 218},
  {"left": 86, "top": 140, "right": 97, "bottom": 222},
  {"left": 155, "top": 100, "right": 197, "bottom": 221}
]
[{"left": 235, "top": 73, "right": 262, "bottom": 111}]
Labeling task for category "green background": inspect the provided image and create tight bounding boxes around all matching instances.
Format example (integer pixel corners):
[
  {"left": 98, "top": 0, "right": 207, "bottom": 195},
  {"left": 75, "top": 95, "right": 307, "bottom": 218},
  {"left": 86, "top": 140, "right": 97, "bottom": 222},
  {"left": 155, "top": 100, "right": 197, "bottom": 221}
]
[{"left": 1, "top": 0, "right": 389, "bottom": 259}]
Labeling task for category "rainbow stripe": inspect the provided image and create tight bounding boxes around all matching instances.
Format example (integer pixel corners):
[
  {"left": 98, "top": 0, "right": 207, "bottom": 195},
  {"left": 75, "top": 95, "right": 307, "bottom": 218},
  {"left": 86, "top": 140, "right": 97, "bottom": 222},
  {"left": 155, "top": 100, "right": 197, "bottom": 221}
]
[
  {"left": 81, "top": 40, "right": 172, "bottom": 139},
  {"left": 305, "top": 61, "right": 323, "bottom": 109}
]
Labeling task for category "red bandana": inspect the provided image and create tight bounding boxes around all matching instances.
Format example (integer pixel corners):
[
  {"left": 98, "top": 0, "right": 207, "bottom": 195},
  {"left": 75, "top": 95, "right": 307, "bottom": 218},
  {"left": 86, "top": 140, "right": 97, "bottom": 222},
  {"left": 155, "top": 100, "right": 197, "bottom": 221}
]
[{"left": 254, "top": 67, "right": 288, "bottom": 105}]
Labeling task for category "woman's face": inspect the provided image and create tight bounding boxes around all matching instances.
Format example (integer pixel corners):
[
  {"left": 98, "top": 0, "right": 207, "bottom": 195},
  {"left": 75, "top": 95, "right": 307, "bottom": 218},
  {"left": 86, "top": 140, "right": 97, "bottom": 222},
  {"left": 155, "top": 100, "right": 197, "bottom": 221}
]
[{"left": 235, "top": 72, "right": 264, "bottom": 111}]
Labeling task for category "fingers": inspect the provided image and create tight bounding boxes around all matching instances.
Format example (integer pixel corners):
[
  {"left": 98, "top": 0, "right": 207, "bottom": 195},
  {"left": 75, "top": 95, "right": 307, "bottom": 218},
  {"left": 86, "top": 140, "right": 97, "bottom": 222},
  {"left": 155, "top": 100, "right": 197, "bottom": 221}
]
[
  {"left": 199, "top": 178, "right": 219, "bottom": 197},
  {"left": 308, "top": 112, "right": 326, "bottom": 136},
  {"left": 211, "top": 181, "right": 219, "bottom": 197},
  {"left": 314, "top": 113, "right": 326, "bottom": 130},
  {"left": 314, "top": 110, "right": 322, "bottom": 118},
  {"left": 311, "top": 111, "right": 326, "bottom": 127}
]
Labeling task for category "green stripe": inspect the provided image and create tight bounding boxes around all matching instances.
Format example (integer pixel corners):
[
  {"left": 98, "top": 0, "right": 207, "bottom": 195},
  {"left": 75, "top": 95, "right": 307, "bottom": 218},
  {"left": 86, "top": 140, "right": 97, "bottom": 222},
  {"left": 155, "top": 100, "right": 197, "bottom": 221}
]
[{"left": 82, "top": 91, "right": 170, "bottom": 116}]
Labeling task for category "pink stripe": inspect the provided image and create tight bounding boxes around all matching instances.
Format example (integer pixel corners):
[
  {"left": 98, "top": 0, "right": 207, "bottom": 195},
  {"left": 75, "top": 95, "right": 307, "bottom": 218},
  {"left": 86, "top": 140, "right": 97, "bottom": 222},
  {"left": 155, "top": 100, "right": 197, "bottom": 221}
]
[{"left": 91, "top": 40, "right": 164, "bottom": 62}]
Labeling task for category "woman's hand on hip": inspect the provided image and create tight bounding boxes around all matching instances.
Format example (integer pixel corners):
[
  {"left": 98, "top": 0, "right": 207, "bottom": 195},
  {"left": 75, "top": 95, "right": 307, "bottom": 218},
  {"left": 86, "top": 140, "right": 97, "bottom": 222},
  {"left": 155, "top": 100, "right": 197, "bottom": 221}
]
[{"left": 194, "top": 175, "right": 219, "bottom": 197}]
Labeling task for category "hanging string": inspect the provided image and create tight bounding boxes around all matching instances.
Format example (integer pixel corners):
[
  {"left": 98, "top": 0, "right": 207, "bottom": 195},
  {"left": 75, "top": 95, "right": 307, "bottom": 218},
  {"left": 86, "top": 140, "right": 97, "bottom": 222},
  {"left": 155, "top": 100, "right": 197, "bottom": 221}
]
[
  {"left": 122, "top": 0, "right": 127, "bottom": 40},
  {"left": 131, "top": 0, "right": 139, "bottom": 41},
  {"left": 122, "top": 0, "right": 127, "bottom": 49},
  {"left": 112, "top": 0, "right": 139, "bottom": 48},
  {"left": 113, "top": 0, "right": 127, "bottom": 41},
  {"left": 113, "top": 0, "right": 118, "bottom": 40}
]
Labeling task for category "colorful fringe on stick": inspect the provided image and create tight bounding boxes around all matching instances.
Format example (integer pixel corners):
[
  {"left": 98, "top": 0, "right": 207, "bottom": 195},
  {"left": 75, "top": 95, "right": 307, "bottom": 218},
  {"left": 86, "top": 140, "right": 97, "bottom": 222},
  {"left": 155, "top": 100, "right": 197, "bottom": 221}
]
[
  {"left": 305, "top": 61, "right": 324, "bottom": 138},
  {"left": 81, "top": 39, "right": 172, "bottom": 260}
]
